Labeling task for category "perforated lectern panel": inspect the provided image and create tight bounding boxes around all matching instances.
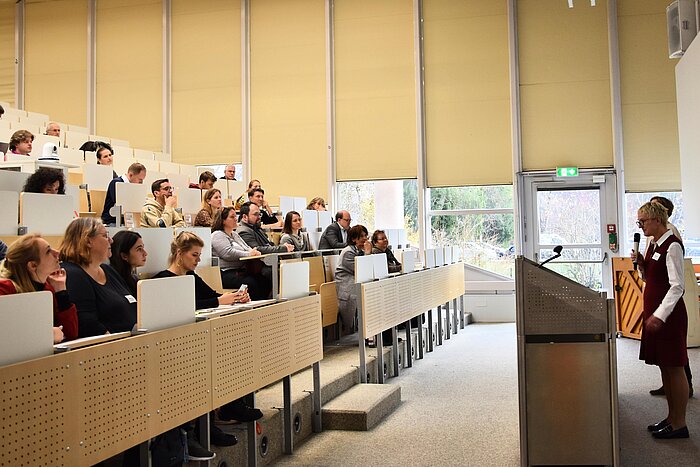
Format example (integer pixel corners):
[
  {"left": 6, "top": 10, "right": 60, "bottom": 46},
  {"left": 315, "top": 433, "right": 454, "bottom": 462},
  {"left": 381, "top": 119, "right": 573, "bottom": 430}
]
[
  {"left": 292, "top": 297, "right": 324, "bottom": 368},
  {"left": 259, "top": 304, "right": 292, "bottom": 386},
  {"left": 211, "top": 313, "right": 257, "bottom": 406},
  {"left": 517, "top": 257, "right": 608, "bottom": 335}
]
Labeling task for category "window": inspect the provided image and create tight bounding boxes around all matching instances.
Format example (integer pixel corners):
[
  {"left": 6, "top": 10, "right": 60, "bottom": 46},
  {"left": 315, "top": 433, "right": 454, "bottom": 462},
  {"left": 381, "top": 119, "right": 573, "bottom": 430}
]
[
  {"left": 196, "top": 163, "right": 243, "bottom": 181},
  {"left": 429, "top": 185, "right": 515, "bottom": 277}
]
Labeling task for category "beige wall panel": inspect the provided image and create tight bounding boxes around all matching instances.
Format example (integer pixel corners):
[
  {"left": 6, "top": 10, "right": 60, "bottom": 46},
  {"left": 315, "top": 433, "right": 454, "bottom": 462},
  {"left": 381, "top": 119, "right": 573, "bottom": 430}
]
[
  {"left": 618, "top": 0, "right": 680, "bottom": 191},
  {"left": 622, "top": 110, "right": 680, "bottom": 193},
  {"left": 0, "top": 2, "right": 14, "bottom": 105},
  {"left": 424, "top": 0, "right": 511, "bottom": 187},
  {"left": 334, "top": 0, "right": 417, "bottom": 181},
  {"left": 172, "top": 0, "right": 241, "bottom": 166},
  {"left": 96, "top": 0, "right": 162, "bottom": 151},
  {"left": 520, "top": 80, "right": 613, "bottom": 171},
  {"left": 24, "top": 0, "right": 87, "bottom": 125},
  {"left": 518, "top": 0, "right": 612, "bottom": 170},
  {"left": 250, "top": 0, "right": 327, "bottom": 204}
]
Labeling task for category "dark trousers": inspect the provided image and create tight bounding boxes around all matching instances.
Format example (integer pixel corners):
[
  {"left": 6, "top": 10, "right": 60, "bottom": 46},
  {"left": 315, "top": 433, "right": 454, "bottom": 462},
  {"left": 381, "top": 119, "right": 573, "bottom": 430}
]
[
  {"left": 221, "top": 267, "right": 271, "bottom": 300},
  {"left": 685, "top": 363, "right": 693, "bottom": 387}
]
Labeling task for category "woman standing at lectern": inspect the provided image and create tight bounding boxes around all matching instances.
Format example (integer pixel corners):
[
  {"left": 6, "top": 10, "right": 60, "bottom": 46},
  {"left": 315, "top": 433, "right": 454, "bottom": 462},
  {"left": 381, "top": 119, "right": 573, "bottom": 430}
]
[{"left": 634, "top": 201, "right": 690, "bottom": 439}]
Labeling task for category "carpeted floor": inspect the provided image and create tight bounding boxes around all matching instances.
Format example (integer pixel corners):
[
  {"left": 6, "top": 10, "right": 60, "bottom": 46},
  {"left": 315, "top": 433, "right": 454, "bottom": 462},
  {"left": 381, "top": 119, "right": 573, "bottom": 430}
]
[{"left": 272, "top": 323, "right": 700, "bottom": 467}]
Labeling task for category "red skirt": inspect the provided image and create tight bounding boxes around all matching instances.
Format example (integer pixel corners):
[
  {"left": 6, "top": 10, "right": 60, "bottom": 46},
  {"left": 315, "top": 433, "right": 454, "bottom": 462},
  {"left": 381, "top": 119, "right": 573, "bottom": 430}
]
[{"left": 639, "top": 302, "right": 688, "bottom": 367}]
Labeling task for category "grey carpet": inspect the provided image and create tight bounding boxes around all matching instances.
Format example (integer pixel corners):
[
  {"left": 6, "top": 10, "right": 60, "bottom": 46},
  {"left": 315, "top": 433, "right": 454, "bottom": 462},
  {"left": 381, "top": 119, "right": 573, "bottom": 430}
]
[{"left": 272, "top": 323, "right": 700, "bottom": 467}]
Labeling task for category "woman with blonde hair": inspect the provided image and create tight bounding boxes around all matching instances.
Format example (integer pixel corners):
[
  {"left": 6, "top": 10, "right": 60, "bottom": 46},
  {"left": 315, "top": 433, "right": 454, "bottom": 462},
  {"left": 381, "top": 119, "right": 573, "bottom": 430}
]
[
  {"left": 0, "top": 234, "right": 78, "bottom": 343},
  {"left": 194, "top": 188, "right": 222, "bottom": 227},
  {"left": 306, "top": 197, "right": 326, "bottom": 211},
  {"left": 60, "top": 218, "right": 136, "bottom": 337}
]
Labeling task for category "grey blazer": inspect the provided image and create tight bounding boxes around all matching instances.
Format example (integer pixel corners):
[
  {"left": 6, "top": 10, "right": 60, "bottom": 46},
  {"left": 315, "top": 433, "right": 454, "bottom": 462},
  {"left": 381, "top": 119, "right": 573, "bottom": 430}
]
[
  {"left": 318, "top": 222, "right": 346, "bottom": 250},
  {"left": 334, "top": 245, "right": 363, "bottom": 301},
  {"left": 236, "top": 222, "right": 288, "bottom": 254}
]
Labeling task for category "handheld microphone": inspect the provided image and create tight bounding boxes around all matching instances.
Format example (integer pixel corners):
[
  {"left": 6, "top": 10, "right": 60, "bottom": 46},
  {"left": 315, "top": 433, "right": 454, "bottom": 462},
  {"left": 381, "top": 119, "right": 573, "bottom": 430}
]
[
  {"left": 539, "top": 245, "right": 563, "bottom": 268},
  {"left": 632, "top": 233, "right": 641, "bottom": 270}
]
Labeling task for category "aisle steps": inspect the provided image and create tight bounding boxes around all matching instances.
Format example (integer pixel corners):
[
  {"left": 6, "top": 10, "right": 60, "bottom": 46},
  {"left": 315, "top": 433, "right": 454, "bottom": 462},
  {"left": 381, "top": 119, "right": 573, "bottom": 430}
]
[{"left": 322, "top": 383, "right": 401, "bottom": 431}]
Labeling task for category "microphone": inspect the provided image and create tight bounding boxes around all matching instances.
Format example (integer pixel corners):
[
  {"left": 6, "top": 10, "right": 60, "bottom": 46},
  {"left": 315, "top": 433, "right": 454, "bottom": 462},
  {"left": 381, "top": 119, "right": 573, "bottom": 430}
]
[
  {"left": 632, "top": 233, "right": 641, "bottom": 271},
  {"left": 539, "top": 245, "right": 563, "bottom": 268}
]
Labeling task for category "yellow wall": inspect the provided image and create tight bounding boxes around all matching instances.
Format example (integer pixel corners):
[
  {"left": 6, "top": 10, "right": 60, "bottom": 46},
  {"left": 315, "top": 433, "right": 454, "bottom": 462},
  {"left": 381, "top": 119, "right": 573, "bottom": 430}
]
[
  {"left": 24, "top": 0, "right": 87, "bottom": 126},
  {"left": 171, "top": 0, "right": 241, "bottom": 166},
  {"left": 518, "top": 0, "right": 613, "bottom": 171},
  {"left": 334, "top": 0, "right": 417, "bottom": 181},
  {"left": 618, "top": 0, "right": 680, "bottom": 192},
  {"left": 96, "top": 0, "right": 162, "bottom": 150},
  {"left": 423, "top": 0, "right": 511, "bottom": 187},
  {"left": 0, "top": 1, "right": 14, "bottom": 106},
  {"left": 250, "top": 0, "right": 328, "bottom": 204}
]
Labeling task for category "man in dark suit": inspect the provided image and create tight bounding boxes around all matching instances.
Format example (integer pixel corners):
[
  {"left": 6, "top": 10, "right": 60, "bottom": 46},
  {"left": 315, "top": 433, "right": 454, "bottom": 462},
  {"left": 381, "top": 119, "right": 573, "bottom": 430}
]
[
  {"left": 318, "top": 210, "right": 351, "bottom": 250},
  {"left": 236, "top": 202, "right": 293, "bottom": 254},
  {"left": 101, "top": 162, "right": 147, "bottom": 225}
]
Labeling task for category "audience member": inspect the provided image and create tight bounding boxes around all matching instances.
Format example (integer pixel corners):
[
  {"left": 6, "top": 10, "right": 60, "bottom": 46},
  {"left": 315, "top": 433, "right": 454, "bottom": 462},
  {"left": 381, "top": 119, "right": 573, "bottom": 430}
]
[
  {"left": 371, "top": 230, "right": 401, "bottom": 273},
  {"left": 248, "top": 187, "right": 280, "bottom": 226},
  {"left": 236, "top": 202, "right": 293, "bottom": 254},
  {"left": 189, "top": 171, "right": 217, "bottom": 190},
  {"left": 224, "top": 164, "right": 237, "bottom": 181},
  {"left": 306, "top": 197, "right": 327, "bottom": 211},
  {"left": 109, "top": 231, "right": 148, "bottom": 296},
  {"left": 211, "top": 207, "right": 270, "bottom": 300},
  {"left": 318, "top": 210, "right": 351, "bottom": 250},
  {"left": 141, "top": 178, "right": 185, "bottom": 228},
  {"left": 0, "top": 234, "right": 79, "bottom": 343},
  {"left": 8, "top": 129, "right": 34, "bottom": 156},
  {"left": 335, "top": 225, "right": 371, "bottom": 333},
  {"left": 280, "top": 211, "right": 309, "bottom": 251},
  {"left": 45, "top": 122, "right": 61, "bottom": 137},
  {"left": 95, "top": 142, "right": 118, "bottom": 178},
  {"left": 101, "top": 162, "right": 147, "bottom": 225},
  {"left": 59, "top": 218, "right": 136, "bottom": 337},
  {"left": 22, "top": 167, "right": 66, "bottom": 194},
  {"left": 194, "top": 188, "right": 222, "bottom": 227},
  {"left": 234, "top": 179, "right": 261, "bottom": 210}
]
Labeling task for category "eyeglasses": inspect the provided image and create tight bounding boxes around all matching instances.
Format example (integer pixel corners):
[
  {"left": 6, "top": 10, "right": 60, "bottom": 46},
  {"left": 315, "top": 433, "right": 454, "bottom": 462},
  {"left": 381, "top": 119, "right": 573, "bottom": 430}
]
[
  {"left": 636, "top": 218, "right": 652, "bottom": 228},
  {"left": 162, "top": 186, "right": 173, "bottom": 191}
]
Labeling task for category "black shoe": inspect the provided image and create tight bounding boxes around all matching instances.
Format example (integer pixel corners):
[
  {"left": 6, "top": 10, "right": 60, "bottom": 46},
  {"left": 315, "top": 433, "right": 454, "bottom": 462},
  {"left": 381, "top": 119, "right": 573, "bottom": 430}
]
[
  {"left": 650, "top": 386, "right": 665, "bottom": 396},
  {"left": 186, "top": 433, "right": 216, "bottom": 461},
  {"left": 219, "top": 400, "right": 263, "bottom": 423},
  {"left": 652, "top": 424, "right": 690, "bottom": 439},
  {"left": 647, "top": 419, "right": 669, "bottom": 432},
  {"left": 210, "top": 425, "right": 238, "bottom": 447}
]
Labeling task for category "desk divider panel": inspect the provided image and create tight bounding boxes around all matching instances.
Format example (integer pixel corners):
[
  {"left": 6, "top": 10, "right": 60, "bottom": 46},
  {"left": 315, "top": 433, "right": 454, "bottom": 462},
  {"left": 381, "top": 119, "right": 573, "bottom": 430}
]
[
  {"left": 83, "top": 164, "right": 114, "bottom": 190},
  {"left": 166, "top": 172, "right": 189, "bottom": 190},
  {"left": 116, "top": 182, "right": 150, "bottom": 213},
  {"left": 19, "top": 192, "right": 75, "bottom": 235},
  {"left": 0, "top": 190, "right": 19, "bottom": 235}
]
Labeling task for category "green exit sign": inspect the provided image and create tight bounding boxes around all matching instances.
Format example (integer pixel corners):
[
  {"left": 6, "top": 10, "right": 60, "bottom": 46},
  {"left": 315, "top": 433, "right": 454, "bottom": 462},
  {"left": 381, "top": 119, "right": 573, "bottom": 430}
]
[{"left": 556, "top": 167, "right": 579, "bottom": 177}]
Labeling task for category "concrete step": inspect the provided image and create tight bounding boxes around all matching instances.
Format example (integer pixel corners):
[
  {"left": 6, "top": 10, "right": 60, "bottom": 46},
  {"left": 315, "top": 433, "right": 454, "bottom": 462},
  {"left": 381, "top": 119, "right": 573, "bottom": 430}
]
[{"left": 322, "top": 383, "right": 401, "bottom": 431}]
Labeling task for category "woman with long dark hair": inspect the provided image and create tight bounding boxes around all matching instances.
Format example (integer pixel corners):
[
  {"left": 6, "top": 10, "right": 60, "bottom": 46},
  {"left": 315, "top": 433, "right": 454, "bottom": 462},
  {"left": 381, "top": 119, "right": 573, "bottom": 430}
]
[{"left": 109, "top": 230, "right": 148, "bottom": 296}]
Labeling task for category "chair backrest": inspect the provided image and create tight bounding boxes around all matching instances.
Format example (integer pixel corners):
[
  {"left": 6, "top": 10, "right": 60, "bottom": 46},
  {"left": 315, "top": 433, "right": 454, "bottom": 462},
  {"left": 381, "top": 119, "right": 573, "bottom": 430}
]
[
  {"left": 195, "top": 265, "right": 225, "bottom": 294},
  {"left": 137, "top": 275, "right": 195, "bottom": 331},
  {"left": 19, "top": 192, "right": 75, "bottom": 235},
  {"left": 303, "top": 255, "right": 326, "bottom": 293},
  {"left": 83, "top": 163, "right": 115, "bottom": 191},
  {"left": 0, "top": 190, "right": 19, "bottom": 235},
  {"left": 320, "top": 281, "right": 338, "bottom": 327}
]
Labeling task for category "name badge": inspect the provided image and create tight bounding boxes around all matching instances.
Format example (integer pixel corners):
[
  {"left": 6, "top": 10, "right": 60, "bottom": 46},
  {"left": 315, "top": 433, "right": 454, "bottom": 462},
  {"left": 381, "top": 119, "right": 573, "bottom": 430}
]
[
  {"left": 125, "top": 294, "right": 137, "bottom": 304},
  {"left": 652, "top": 252, "right": 661, "bottom": 261}
]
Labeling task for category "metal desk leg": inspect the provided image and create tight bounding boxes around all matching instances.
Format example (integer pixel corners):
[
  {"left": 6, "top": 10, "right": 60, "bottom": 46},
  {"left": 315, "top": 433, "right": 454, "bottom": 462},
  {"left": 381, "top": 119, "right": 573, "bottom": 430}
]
[
  {"left": 312, "top": 362, "right": 322, "bottom": 433},
  {"left": 427, "top": 309, "right": 434, "bottom": 352},
  {"left": 416, "top": 315, "right": 424, "bottom": 360},
  {"left": 460, "top": 294, "right": 466, "bottom": 329},
  {"left": 271, "top": 254, "right": 279, "bottom": 299},
  {"left": 437, "top": 306, "right": 443, "bottom": 346},
  {"left": 196, "top": 413, "right": 211, "bottom": 467},
  {"left": 376, "top": 333, "right": 384, "bottom": 383},
  {"left": 246, "top": 393, "right": 257, "bottom": 467},
  {"left": 392, "top": 327, "right": 400, "bottom": 376},
  {"left": 283, "top": 376, "right": 293, "bottom": 454},
  {"left": 405, "top": 320, "right": 413, "bottom": 368},
  {"left": 444, "top": 302, "right": 451, "bottom": 340},
  {"left": 452, "top": 298, "right": 459, "bottom": 334},
  {"left": 137, "top": 440, "right": 148, "bottom": 467},
  {"left": 357, "top": 284, "right": 367, "bottom": 383}
]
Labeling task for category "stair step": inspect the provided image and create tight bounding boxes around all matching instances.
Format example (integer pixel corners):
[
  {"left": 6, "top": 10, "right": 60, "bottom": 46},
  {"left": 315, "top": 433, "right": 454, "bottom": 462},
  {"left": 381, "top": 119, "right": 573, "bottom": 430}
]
[{"left": 322, "top": 383, "right": 401, "bottom": 431}]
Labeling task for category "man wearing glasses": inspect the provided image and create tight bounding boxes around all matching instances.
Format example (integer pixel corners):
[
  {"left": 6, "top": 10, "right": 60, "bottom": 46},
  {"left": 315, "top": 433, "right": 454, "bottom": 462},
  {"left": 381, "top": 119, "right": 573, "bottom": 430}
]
[
  {"left": 141, "top": 178, "right": 185, "bottom": 228},
  {"left": 318, "top": 210, "right": 352, "bottom": 250}
]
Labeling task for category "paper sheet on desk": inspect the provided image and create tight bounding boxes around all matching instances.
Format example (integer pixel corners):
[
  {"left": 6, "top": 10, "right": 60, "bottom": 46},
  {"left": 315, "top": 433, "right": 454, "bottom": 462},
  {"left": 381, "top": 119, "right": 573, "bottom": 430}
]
[{"left": 195, "top": 299, "right": 278, "bottom": 319}]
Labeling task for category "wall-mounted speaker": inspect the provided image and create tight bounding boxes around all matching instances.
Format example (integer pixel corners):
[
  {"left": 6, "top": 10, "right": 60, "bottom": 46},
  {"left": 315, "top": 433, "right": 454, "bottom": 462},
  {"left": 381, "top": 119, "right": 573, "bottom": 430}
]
[{"left": 667, "top": 0, "right": 698, "bottom": 58}]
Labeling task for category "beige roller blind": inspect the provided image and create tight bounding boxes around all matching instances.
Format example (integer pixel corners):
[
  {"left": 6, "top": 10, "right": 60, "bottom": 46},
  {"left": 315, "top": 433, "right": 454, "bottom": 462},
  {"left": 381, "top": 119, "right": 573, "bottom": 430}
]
[
  {"left": 518, "top": 0, "right": 612, "bottom": 171},
  {"left": 334, "top": 0, "right": 417, "bottom": 181},
  {"left": 0, "top": 1, "right": 14, "bottom": 106},
  {"left": 619, "top": 0, "right": 680, "bottom": 192},
  {"left": 96, "top": 0, "right": 162, "bottom": 151},
  {"left": 250, "top": 0, "right": 328, "bottom": 204},
  {"left": 25, "top": 0, "right": 87, "bottom": 125},
  {"left": 172, "top": 0, "right": 241, "bottom": 166},
  {"left": 424, "top": 0, "right": 511, "bottom": 187}
]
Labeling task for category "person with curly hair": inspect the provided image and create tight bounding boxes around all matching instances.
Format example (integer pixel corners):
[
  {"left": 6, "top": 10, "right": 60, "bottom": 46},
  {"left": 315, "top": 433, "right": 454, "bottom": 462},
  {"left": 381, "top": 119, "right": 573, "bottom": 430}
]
[{"left": 22, "top": 167, "right": 66, "bottom": 194}]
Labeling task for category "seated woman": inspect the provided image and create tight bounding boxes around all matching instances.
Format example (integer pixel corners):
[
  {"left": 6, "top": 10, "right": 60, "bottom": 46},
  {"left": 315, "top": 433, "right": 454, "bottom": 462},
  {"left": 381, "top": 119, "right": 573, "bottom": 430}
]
[
  {"left": 194, "top": 188, "right": 222, "bottom": 227},
  {"left": 95, "top": 141, "right": 118, "bottom": 178},
  {"left": 153, "top": 231, "right": 250, "bottom": 309},
  {"left": 280, "top": 211, "right": 310, "bottom": 252},
  {"left": 306, "top": 197, "right": 327, "bottom": 211},
  {"left": 22, "top": 167, "right": 66, "bottom": 194},
  {"left": 60, "top": 218, "right": 136, "bottom": 337},
  {"left": 211, "top": 207, "right": 271, "bottom": 300},
  {"left": 0, "top": 234, "right": 78, "bottom": 343},
  {"left": 335, "top": 225, "right": 371, "bottom": 333},
  {"left": 371, "top": 230, "right": 402, "bottom": 273},
  {"left": 109, "top": 230, "right": 148, "bottom": 296}
]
